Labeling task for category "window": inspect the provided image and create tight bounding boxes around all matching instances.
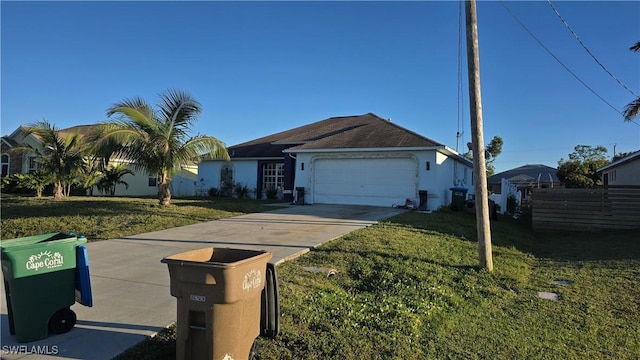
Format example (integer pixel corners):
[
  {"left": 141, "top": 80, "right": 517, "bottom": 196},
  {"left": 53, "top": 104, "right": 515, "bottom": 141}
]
[
  {"left": 263, "top": 163, "right": 284, "bottom": 190},
  {"left": 1, "top": 154, "right": 9, "bottom": 177},
  {"left": 148, "top": 177, "right": 157, "bottom": 187},
  {"left": 28, "top": 156, "right": 38, "bottom": 173}
]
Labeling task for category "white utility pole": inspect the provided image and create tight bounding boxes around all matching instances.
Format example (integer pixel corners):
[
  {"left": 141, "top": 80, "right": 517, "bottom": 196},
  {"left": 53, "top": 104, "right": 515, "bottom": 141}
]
[{"left": 465, "top": 0, "right": 493, "bottom": 271}]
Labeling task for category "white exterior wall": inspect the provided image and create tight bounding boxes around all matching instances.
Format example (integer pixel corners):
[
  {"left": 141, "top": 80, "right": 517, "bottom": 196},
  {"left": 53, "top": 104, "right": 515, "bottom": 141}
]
[
  {"left": 293, "top": 150, "right": 473, "bottom": 210},
  {"left": 116, "top": 170, "right": 158, "bottom": 196},
  {"left": 92, "top": 164, "right": 199, "bottom": 197},
  {"left": 198, "top": 160, "right": 259, "bottom": 197},
  {"left": 602, "top": 157, "right": 640, "bottom": 186}
]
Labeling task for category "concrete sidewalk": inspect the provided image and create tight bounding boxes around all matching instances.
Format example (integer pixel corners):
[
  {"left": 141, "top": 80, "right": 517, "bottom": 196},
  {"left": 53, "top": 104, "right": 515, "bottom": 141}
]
[{"left": 1, "top": 204, "right": 404, "bottom": 360}]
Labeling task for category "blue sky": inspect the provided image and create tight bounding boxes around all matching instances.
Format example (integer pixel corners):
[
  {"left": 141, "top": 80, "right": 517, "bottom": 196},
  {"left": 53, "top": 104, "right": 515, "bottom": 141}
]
[{"left": 2, "top": 1, "right": 639, "bottom": 174}]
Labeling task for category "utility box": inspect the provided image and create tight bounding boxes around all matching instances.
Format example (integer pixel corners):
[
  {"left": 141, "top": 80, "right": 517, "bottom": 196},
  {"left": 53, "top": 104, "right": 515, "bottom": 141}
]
[
  {"left": 161, "top": 247, "right": 272, "bottom": 360},
  {"left": 1, "top": 232, "right": 93, "bottom": 343},
  {"left": 295, "top": 187, "right": 305, "bottom": 205}
]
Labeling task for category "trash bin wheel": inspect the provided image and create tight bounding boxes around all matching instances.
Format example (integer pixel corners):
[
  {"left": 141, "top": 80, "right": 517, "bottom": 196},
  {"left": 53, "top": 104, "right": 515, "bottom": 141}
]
[
  {"left": 48, "top": 307, "right": 76, "bottom": 334},
  {"left": 249, "top": 339, "right": 260, "bottom": 360}
]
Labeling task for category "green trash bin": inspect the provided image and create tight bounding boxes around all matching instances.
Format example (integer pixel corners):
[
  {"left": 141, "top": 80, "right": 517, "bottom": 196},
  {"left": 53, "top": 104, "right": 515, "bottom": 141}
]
[
  {"left": 1, "top": 232, "right": 88, "bottom": 343},
  {"left": 450, "top": 187, "right": 469, "bottom": 211}
]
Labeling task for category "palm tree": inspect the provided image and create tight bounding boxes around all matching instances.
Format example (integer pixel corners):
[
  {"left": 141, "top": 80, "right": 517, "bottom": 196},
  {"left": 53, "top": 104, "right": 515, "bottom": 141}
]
[
  {"left": 13, "top": 170, "right": 53, "bottom": 198},
  {"left": 96, "top": 164, "right": 133, "bottom": 196},
  {"left": 25, "top": 121, "right": 87, "bottom": 199},
  {"left": 95, "top": 89, "right": 230, "bottom": 206},
  {"left": 79, "top": 156, "right": 104, "bottom": 196},
  {"left": 623, "top": 41, "right": 640, "bottom": 122}
]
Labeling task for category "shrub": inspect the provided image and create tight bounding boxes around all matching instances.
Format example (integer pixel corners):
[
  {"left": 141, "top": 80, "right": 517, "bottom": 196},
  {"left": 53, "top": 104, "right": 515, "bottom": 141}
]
[
  {"left": 208, "top": 187, "right": 218, "bottom": 197},
  {"left": 233, "top": 182, "right": 249, "bottom": 198},
  {"left": 265, "top": 186, "right": 278, "bottom": 200}
]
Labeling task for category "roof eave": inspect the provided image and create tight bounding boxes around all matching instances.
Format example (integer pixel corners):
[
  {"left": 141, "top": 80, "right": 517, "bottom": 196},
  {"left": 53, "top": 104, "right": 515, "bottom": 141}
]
[{"left": 203, "top": 157, "right": 283, "bottom": 162}]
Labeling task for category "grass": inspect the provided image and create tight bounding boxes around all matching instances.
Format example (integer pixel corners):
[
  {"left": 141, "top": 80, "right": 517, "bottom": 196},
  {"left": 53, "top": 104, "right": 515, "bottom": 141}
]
[
  {"left": 2, "top": 196, "right": 638, "bottom": 359},
  {"left": 0, "top": 194, "right": 281, "bottom": 241}
]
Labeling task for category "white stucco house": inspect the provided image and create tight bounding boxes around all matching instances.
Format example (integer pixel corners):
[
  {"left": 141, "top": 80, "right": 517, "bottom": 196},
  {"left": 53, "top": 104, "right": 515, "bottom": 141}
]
[
  {"left": 2, "top": 124, "right": 198, "bottom": 197},
  {"left": 198, "top": 113, "right": 474, "bottom": 210},
  {"left": 598, "top": 150, "right": 640, "bottom": 187}
]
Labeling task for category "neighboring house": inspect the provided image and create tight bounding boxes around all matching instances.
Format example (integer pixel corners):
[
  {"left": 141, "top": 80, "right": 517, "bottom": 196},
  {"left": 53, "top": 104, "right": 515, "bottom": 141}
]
[
  {"left": 2, "top": 124, "right": 198, "bottom": 197},
  {"left": 598, "top": 150, "right": 640, "bottom": 187},
  {"left": 199, "top": 113, "right": 474, "bottom": 210},
  {"left": 488, "top": 164, "right": 562, "bottom": 197}
]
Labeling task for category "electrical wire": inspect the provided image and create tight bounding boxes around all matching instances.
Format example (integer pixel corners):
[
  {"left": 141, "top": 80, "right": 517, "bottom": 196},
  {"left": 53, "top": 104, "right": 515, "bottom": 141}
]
[
  {"left": 546, "top": 0, "right": 638, "bottom": 98},
  {"left": 499, "top": 1, "right": 640, "bottom": 128}
]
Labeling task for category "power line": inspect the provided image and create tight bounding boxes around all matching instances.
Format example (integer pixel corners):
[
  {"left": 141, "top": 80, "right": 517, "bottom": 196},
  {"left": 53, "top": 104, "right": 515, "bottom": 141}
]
[
  {"left": 498, "top": 1, "right": 628, "bottom": 119},
  {"left": 546, "top": 0, "right": 638, "bottom": 98}
]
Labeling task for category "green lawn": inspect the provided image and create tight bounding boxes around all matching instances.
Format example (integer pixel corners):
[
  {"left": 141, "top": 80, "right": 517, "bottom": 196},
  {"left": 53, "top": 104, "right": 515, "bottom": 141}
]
[
  {"left": 2, "top": 196, "right": 638, "bottom": 359},
  {"left": 0, "top": 194, "right": 279, "bottom": 240}
]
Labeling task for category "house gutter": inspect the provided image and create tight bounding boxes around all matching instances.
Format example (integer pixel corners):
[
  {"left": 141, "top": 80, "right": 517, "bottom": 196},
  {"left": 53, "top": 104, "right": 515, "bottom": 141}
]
[{"left": 283, "top": 146, "right": 473, "bottom": 166}]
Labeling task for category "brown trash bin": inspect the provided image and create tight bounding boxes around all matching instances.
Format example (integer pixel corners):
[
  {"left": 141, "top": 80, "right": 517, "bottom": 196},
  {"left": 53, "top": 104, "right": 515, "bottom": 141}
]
[{"left": 161, "top": 247, "right": 272, "bottom": 360}]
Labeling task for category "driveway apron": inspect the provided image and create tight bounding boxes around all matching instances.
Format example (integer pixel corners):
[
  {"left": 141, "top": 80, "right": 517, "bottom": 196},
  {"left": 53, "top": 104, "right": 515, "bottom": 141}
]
[{"left": 0, "top": 204, "right": 404, "bottom": 360}]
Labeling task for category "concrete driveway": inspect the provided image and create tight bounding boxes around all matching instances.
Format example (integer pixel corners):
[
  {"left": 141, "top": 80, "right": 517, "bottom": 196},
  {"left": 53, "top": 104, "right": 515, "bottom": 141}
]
[{"left": 0, "top": 204, "right": 405, "bottom": 360}]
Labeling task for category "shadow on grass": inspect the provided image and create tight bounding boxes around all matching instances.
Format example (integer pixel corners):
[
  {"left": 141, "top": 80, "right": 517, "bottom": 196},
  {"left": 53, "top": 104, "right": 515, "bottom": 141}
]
[
  {"left": 531, "top": 229, "right": 640, "bottom": 262},
  {"left": 381, "top": 209, "right": 640, "bottom": 263},
  {"left": 310, "top": 246, "right": 483, "bottom": 272}
]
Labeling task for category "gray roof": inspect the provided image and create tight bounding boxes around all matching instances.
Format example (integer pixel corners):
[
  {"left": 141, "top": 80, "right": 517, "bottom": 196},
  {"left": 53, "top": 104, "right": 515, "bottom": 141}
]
[
  {"left": 228, "top": 113, "right": 445, "bottom": 158},
  {"left": 488, "top": 164, "right": 560, "bottom": 185}
]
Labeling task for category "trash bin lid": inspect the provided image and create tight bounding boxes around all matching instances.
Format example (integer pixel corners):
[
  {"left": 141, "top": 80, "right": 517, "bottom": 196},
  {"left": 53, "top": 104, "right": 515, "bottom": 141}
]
[
  {"left": 449, "top": 187, "right": 468, "bottom": 192},
  {"left": 1, "top": 234, "right": 86, "bottom": 278},
  {"left": 161, "top": 247, "right": 271, "bottom": 269}
]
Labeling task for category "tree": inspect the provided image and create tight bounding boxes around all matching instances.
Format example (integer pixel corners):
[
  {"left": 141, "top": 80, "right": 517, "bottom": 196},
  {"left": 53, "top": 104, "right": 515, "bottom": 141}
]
[
  {"left": 623, "top": 41, "right": 640, "bottom": 122},
  {"left": 557, "top": 145, "right": 609, "bottom": 188},
  {"left": 79, "top": 156, "right": 104, "bottom": 196},
  {"left": 24, "top": 121, "right": 87, "bottom": 199},
  {"left": 95, "top": 89, "right": 230, "bottom": 206},
  {"left": 12, "top": 170, "right": 53, "bottom": 198},
  {"left": 612, "top": 151, "right": 635, "bottom": 163},
  {"left": 485, "top": 136, "right": 503, "bottom": 176},
  {"left": 465, "top": 135, "right": 503, "bottom": 177},
  {"left": 96, "top": 164, "right": 133, "bottom": 196}
]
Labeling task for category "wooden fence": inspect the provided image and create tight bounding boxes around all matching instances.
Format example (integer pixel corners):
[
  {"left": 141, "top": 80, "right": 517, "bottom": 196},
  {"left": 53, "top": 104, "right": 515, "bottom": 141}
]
[{"left": 532, "top": 187, "right": 640, "bottom": 231}]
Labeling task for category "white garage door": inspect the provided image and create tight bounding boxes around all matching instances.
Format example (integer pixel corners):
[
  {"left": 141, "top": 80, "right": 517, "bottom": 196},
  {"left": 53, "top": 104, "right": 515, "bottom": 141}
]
[{"left": 313, "top": 157, "right": 418, "bottom": 206}]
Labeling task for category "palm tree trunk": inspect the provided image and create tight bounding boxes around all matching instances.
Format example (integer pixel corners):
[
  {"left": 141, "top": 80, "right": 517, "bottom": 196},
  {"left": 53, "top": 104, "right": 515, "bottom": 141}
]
[
  {"left": 54, "top": 182, "right": 64, "bottom": 200},
  {"left": 159, "top": 182, "right": 171, "bottom": 206}
]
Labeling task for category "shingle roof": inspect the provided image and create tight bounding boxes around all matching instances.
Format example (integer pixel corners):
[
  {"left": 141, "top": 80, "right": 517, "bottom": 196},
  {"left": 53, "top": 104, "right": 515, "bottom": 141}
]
[
  {"left": 58, "top": 125, "right": 100, "bottom": 138},
  {"left": 488, "top": 164, "right": 560, "bottom": 185},
  {"left": 228, "top": 113, "right": 443, "bottom": 158},
  {"left": 1, "top": 136, "right": 19, "bottom": 148}
]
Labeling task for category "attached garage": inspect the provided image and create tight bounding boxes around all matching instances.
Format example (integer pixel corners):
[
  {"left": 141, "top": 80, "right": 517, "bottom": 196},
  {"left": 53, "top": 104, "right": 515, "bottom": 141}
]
[{"left": 312, "top": 157, "right": 418, "bottom": 207}]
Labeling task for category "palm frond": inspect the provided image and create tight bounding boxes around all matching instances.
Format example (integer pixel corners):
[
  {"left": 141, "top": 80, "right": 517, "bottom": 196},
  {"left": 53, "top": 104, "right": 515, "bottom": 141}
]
[
  {"left": 158, "top": 89, "right": 202, "bottom": 134},
  {"left": 623, "top": 97, "right": 640, "bottom": 121},
  {"left": 630, "top": 41, "right": 640, "bottom": 52}
]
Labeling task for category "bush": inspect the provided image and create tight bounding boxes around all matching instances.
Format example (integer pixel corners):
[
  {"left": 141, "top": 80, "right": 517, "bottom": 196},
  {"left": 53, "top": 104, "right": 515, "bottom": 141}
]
[
  {"left": 233, "top": 182, "right": 249, "bottom": 198},
  {"left": 208, "top": 187, "right": 218, "bottom": 197},
  {"left": 265, "top": 186, "right": 278, "bottom": 200}
]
